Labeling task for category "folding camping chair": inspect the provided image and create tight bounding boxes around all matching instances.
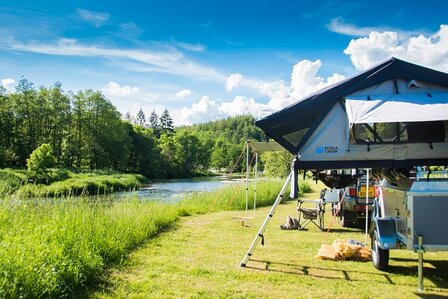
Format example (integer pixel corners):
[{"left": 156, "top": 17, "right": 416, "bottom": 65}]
[
  {"left": 296, "top": 188, "right": 340, "bottom": 231},
  {"left": 296, "top": 199, "right": 325, "bottom": 231}
]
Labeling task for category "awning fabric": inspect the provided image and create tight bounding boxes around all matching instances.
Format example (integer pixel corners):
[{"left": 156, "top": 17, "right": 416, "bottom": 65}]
[
  {"left": 345, "top": 93, "right": 448, "bottom": 124},
  {"left": 248, "top": 141, "right": 285, "bottom": 153}
]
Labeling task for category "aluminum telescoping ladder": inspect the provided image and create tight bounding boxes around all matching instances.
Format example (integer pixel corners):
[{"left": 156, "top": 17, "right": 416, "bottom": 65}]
[{"left": 240, "top": 172, "right": 292, "bottom": 267}]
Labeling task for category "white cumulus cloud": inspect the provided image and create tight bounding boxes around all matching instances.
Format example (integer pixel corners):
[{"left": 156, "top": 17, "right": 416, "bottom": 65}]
[
  {"left": 180, "top": 96, "right": 220, "bottom": 125},
  {"left": 175, "top": 89, "right": 192, "bottom": 97},
  {"left": 1, "top": 78, "right": 16, "bottom": 93},
  {"left": 344, "top": 24, "right": 448, "bottom": 71},
  {"left": 102, "top": 81, "right": 139, "bottom": 97},
  {"left": 291, "top": 59, "right": 345, "bottom": 100},
  {"left": 224, "top": 60, "right": 345, "bottom": 112},
  {"left": 219, "top": 96, "right": 270, "bottom": 118},
  {"left": 179, "top": 94, "right": 274, "bottom": 125},
  {"left": 225, "top": 73, "right": 243, "bottom": 91}
]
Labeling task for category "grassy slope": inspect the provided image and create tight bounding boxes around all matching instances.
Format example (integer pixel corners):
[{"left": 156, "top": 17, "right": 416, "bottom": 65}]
[{"left": 89, "top": 190, "right": 448, "bottom": 298}]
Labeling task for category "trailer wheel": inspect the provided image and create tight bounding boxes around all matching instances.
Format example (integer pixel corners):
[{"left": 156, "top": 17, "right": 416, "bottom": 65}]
[{"left": 371, "top": 230, "right": 389, "bottom": 271}]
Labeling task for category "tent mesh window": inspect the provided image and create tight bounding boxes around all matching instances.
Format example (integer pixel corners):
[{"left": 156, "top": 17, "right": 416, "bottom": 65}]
[
  {"left": 268, "top": 103, "right": 324, "bottom": 150},
  {"left": 351, "top": 121, "right": 446, "bottom": 144}
]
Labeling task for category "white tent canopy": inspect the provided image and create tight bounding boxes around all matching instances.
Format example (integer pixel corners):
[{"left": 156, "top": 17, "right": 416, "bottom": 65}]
[{"left": 346, "top": 92, "right": 448, "bottom": 124}]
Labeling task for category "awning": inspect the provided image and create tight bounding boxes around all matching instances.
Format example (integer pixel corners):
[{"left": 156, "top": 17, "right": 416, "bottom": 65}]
[
  {"left": 248, "top": 141, "right": 285, "bottom": 153},
  {"left": 345, "top": 92, "right": 448, "bottom": 124}
]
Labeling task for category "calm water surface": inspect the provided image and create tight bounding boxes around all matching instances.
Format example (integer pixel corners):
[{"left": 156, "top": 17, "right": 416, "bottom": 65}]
[{"left": 119, "top": 176, "right": 244, "bottom": 202}]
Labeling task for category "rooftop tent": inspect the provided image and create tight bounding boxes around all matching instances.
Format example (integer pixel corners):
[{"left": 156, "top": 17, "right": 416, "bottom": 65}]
[{"left": 255, "top": 57, "right": 448, "bottom": 169}]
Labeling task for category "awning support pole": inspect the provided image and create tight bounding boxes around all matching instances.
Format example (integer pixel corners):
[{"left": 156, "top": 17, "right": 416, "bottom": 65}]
[
  {"left": 241, "top": 172, "right": 292, "bottom": 267},
  {"left": 245, "top": 141, "right": 249, "bottom": 220},
  {"left": 254, "top": 151, "right": 258, "bottom": 218},
  {"left": 365, "top": 168, "right": 370, "bottom": 245}
]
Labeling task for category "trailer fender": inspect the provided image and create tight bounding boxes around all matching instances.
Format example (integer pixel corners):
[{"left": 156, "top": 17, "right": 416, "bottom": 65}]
[{"left": 371, "top": 217, "right": 398, "bottom": 250}]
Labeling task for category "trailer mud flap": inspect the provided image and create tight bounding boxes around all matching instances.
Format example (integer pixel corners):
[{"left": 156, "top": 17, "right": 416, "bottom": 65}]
[{"left": 373, "top": 217, "right": 398, "bottom": 250}]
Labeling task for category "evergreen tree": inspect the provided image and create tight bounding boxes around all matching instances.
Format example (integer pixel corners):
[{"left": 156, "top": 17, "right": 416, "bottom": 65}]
[
  {"left": 159, "top": 108, "right": 174, "bottom": 135},
  {"left": 124, "top": 111, "right": 133, "bottom": 123},
  {"left": 136, "top": 108, "right": 146, "bottom": 127},
  {"left": 149, "top": 110, "right": 160, "bottom": 137}
]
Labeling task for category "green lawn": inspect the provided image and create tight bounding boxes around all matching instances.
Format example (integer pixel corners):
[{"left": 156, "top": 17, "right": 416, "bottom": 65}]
[{"left": 88, "top": 189, "right": 448, "bottom": 298}]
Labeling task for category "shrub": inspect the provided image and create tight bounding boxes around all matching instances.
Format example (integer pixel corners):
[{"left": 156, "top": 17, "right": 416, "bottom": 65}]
[{"left": 26, "top": 144, "right": 57, "bottom": 184}]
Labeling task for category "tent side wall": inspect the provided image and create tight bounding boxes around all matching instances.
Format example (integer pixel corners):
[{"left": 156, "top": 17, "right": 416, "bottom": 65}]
[{"left": 296, "top": 82, "right": 448, "bottom": 169}]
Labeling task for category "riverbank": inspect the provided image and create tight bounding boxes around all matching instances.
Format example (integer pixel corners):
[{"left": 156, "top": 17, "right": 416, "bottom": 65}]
[
  {"left": 0, "top": 169, "right": 145, "bottom": 198},
  {"left": 88, "top": 192, "right": 448, "bottom": 298},
  {"left": 0, "top": 178, "right": 295, "bottom": 297}
]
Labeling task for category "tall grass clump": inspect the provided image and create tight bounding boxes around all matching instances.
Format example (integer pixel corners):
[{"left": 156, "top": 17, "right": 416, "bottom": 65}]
[
  {"left": 299, "top": 180, "right": 313, "bottom": 193},
  {"left": 15, "top": 173, "right": 145, "bottom": 198},
  {"left": 0, "top": 197, "right": 179, "bottom": 298},
  {"left": 0, "top": 169, "right": 27, "bottom": 197}
]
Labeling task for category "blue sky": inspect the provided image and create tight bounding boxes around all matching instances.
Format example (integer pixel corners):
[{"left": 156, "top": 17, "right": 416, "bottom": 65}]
[{"left": 1, "top": 0, "right": 447, "bottom": 125}]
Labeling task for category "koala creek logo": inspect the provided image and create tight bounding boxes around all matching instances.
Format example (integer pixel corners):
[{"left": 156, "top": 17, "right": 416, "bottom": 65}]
[{"left": 316, "top": 146, "right": 338, "bottom": 154}]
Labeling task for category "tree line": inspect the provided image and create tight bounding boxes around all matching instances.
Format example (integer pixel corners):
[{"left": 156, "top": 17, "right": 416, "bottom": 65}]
[{"left": 0, "top": 79, "right": 267, "bottom": 178}]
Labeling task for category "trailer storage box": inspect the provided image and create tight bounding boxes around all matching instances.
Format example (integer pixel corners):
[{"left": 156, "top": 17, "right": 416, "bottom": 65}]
[{"left": 407, "top": 194, "right": 448, "bottom": 251}]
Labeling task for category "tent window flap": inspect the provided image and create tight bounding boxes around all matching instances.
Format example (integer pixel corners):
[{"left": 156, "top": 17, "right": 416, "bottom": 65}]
[{"left": 345, "top": 93, "right": 448, "bottom": 124}]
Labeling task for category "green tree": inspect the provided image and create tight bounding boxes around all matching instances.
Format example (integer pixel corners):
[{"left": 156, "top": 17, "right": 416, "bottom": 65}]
[
  {"left": 37, "top": 83, "right": 71, "bottom": 160},
  {"left": 173, "top": 131, "right": 203, "bottom": 175},
  {"left": 26, "top": 143, "right": 56, "bottom": 183},
  {"left": 210, "top": 138, "right": 229, "bottom": 171},
  {"left": 127, "top": 124, "right": 161, "bottom": 178},
  {"left": 136, "top": 108, "right": 146, "bottom": 127},
  {"left": 149, "top": 110, "right": 160, "bottom": 137},
  {"left": 12, "top": 78, "right": 39, "bottom": 164},
  {"left": 0, "top": 88, "right": 17, "bottom": 166},
  {"left": 159, "top": 108, "right": 174, "bottom": 135},
  {"left": 261, "top": 151, "right": 292, "bottom": 178},
  {"left": 158, "top": 133, "right": 179, "bottom": 178}
]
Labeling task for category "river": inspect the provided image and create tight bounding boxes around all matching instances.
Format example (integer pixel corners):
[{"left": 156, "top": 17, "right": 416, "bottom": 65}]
[{"left": 118, "top": 176, "right": 244, "bottom": 202}]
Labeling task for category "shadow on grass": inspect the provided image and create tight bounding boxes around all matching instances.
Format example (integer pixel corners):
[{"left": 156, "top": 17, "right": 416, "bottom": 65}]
[
  {"left": 246, "top": 258, "right": 400, "bottom": 285},
  {"left": 388, "top": 259, "right": 448, "bottom": 289},
  {"left": 73, "top": 221, "right": 182, "bottom": 298},
  {"left": 246, "top": 257, "right": 448, "bottom": 291},
  {"left": 320, "top": 228, "right": 360, "bottom": 233}
]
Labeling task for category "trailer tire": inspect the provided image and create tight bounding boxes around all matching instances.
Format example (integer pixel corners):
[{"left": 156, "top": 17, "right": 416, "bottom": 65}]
[{"left": 371, "top": 230, "right": 389, "bottom": 271}]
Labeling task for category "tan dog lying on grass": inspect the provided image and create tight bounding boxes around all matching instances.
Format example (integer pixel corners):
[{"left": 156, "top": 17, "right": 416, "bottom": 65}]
[{"left": 280, "top": 215, "right": 300, "bottom": 230}]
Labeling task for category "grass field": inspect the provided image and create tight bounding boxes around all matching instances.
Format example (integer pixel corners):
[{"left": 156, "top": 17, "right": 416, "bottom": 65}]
[
  {"left": 88, "top": 186, "right": 448, "bottom": 298},
  {"left": 0, "top": 179, "right": 289, "bottom": 297}
]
